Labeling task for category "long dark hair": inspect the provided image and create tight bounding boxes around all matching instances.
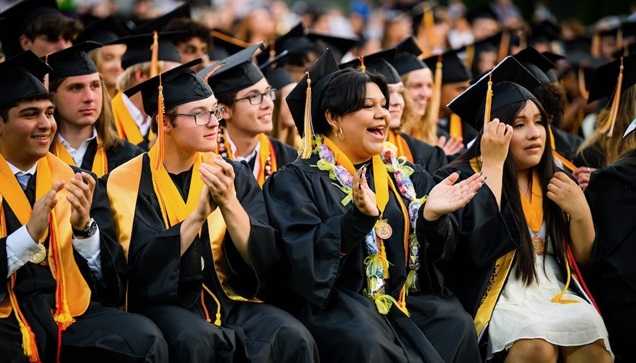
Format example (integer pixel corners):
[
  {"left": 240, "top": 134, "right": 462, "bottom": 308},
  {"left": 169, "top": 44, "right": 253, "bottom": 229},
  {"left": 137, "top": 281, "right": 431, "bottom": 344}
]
[{"left": 453, "top": 98, "right": 571, "bottom": 285}]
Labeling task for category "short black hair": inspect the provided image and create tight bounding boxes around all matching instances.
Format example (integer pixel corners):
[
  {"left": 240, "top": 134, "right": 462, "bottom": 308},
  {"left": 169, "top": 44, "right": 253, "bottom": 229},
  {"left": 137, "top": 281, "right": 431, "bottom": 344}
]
[
  {"left": 164, "top": 18, "right": 211, "bottom": 45},
  {"left": 23, "top": 13, "right": 83, "bottom": 42},
  {"left": 0, "top": 94, "right": 52, "bottom": 122},
  {"left": 317, "top": 68, "right": 389, "bottom": 135},
  {"left": 215, "top": 89, "right": 237, "bottom": 108}
]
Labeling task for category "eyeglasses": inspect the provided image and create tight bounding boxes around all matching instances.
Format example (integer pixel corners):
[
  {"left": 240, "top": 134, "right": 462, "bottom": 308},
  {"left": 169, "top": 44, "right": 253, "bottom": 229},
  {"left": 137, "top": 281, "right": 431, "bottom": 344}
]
[
  {"left": 234, "top": 88, "right": 277, "bottom": 105},
  {"left": 172, "top": 105, "right": 225, "bottom": 126}
]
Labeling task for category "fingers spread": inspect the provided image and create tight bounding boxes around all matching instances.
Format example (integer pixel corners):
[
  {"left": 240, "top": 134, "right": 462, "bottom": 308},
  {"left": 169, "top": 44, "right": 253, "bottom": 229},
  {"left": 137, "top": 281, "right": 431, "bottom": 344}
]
[{"left": 443, "top": 172, "right": 460, "bottom": 186}]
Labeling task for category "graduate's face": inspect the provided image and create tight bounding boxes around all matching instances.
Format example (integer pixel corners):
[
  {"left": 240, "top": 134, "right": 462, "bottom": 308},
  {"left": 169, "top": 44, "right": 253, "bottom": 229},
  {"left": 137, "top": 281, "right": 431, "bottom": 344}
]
[
  {"left": 440, "top": 81, "right": 469, "bottom": 116},
  {"left": 166, "top": 95, "right": 221, "bottom": 153},
  {"left": 329, "top": 82, "right": 389, "bottom": 162},
  {"left": 95, "top": 45, "right": 126, "bottom": 91},
  {"left": 52, "top": 73, "right": 103, "bottom": 128},
  {"left": 20, "top": 34, "right": 72, "bottom": 57},
  {"left": 224, "top": 78, "right": 274, "bottom": 136},
  {"left": 509, "top": 100, "right": 547, "bottom": 171},
  {"left": 404, "top": 68, "right": 433, "bottom": 117},
  {"left": 387, "top": 83, "right": 405, "bottom": 129},
  {"left": 0, "top": 99, "right": 57, "bottom": 166},
  {"left": 176, "top": 37, "right": 210, "bottom": 70}
]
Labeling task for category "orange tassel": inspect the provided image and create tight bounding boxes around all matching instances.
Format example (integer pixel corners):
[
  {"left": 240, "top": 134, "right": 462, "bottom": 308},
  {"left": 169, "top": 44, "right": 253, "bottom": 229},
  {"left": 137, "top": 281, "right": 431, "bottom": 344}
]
[
  {"left": 150, "top": 31, "right": 160, "bottom": 78},
  {"left": 603, "top": 57, "right": 624, "bottom": 137},
  {"left": 577, "top": 68, "right": 589, "bottom": 101},
  {"left": 300, "top": 73, "right": 313, "bottom": 159},
  {"left": 154, "top": 74, "right": 166, "bottom": 169},
  {"left": 483, "top": 74, "right": 494, "bottom": 128},
  {"left": 426, "top": 56, "right": 443, "bottom": 129},
  {"left": 497, "top": 31, "right": 510, "bottom": 62}
]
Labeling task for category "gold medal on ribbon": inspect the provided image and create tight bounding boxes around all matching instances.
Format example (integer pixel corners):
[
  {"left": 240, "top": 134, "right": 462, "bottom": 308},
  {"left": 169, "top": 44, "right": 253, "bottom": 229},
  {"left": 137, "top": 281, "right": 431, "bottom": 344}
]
[
  {"left": 29, "top": 244, "right": 47, "bottom": 264},
  {"left": 531, "top": 236, "right": 545, "bottom": 255},
  {"left": 375, "top": 219, "right": 393, "bottom": 240}
]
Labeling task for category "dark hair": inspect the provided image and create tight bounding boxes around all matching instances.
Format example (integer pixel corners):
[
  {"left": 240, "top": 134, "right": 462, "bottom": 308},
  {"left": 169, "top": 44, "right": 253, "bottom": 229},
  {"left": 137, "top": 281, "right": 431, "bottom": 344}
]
[
  {"left": 164, "top": 18, "right": 211, "bottom": 45},
  {"left": 23, "top": 13, "right": 83, "bottom": 42},
  {"left": 0, "top": 95, "right": 52, "bottom": 122},
  {"left": 533, "top": 83, "right": 566, "bottom": 128},
  {"left": 317, "top": 68, "right": 389, "bottom": 135},
  {"left": 453, "top": 97, "right": 570, "bottom": 285},
  {"left": 215, "top": 90, "right": 237, "bottom": 108}
]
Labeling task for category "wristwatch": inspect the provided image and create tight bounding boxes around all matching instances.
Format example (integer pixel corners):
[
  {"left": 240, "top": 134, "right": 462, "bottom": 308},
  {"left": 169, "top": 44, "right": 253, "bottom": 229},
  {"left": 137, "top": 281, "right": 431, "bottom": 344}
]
[{"left": 73, "top": 218, "right": 97, "bottom": 238}]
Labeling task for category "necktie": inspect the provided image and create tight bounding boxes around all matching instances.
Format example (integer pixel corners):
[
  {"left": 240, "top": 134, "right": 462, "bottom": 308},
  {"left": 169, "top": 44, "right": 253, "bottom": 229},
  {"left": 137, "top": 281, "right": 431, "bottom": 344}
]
[{"left": 15, "top": 172, "right": 32, "bottom": 191}]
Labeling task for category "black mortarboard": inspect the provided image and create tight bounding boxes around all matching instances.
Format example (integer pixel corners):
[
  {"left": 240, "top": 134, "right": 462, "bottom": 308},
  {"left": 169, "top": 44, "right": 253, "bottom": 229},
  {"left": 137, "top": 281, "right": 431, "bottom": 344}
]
[
  {"left": 124, "top": 59, "right": 212, "bottom": 116},
  {"left": 208, "top": 29, "right": 247, "bottom": 60},
  {"left": 0, "top": 0, "right": 63, "bottom": 57},
  {"left": 456, "top": 31, "right": 510, "bottom": 75},
  {"left": 307, "top": 32, "right": 359, "bottom": 62},
  {"left": 541, "top": 51, "right": 566, "bottom": 65},
  {"left": 386, "top": 36, "right": 428, "bottom": 76},
  {"left": 339, "top": 49, "right": 401, "bottom": 84},
  {"left": 259, "top": 50, "right": 294, "bottom": 89},
  {"left": 423, "top": 48, "right": 471, "bottom": 84},
  {"left": 0, "top": 51, "right": 51, "bottom": 108},
  {"left": 588, "top": 55, "right": 636, "bottom": 103},
  {"left": 133, "top": 2, "right": 191, "bottom": 34},
  {"left": 447, "top": 56, "right": 542, "bottom": 130},
  {"left": 77, "top": 15, "right": 131, "bottom": 44},
  {"left": 47, "top": 41, "right": 102, "bottom": 83},
  {"left": 267, "top": 23, "right": 314, "bottom": 66},
  {"left": 286, "top": 49, "right": 339, "bottom": 138},
  {"left": 613, "top": 42, "right": 636, "bottom": 58},
  {"left": 466, "top": 5, "right": 499, "bottom": 24},
  {"left": 112, "top": 32, "right": 183, "bottom": 69},
  {"left": 529, "top": 20, "right": 561, "bottom": 44},
  {"left": 514, "top": 47, "right": 556, "bottom": 84},
  {"left": 207, "top": 44, "right": 265, "bottom": 95},
  {"left": 410, "top": 2, "right": 441, "bottom": 36},
  {"left": 564, "top": 36, "right": 592, "bottom": 54}
]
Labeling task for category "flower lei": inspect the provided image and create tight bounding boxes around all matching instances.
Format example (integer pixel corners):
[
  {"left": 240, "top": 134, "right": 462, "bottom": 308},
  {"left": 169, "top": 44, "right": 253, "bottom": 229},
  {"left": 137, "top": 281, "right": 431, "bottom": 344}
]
[{"left": 312, "top": 136, "right": 427, "bottom": 315}]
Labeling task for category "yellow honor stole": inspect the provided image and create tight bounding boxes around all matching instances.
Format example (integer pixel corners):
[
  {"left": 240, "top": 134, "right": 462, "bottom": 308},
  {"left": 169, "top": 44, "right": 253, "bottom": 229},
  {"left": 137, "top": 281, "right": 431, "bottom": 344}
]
[
  {"left": 387, "top": 129, "right": 414, "bottom": 164},
  {"left": 52, "top": 136, "right": 108, "bottom": 177},
  {"left": 0, "top": 153, "right": 91, "bottom": 362},
  {"left": 111, "top": 91, "right": 144, "bottom": 145},
  {"left": 323, "top": 137, "right": 411, "bottom": 315}
]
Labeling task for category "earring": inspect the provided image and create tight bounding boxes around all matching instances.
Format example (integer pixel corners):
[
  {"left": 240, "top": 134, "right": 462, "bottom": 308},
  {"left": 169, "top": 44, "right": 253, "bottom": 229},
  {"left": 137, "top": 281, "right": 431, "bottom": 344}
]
[{"left": 336, "top": 126, "right": 344, "bottom": 140}]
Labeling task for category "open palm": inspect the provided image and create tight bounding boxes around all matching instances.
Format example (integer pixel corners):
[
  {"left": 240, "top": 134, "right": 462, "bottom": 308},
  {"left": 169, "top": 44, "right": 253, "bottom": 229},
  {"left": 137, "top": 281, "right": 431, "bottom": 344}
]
[{"left": 423, "top": 172, "right": 485, "bottom": 221}]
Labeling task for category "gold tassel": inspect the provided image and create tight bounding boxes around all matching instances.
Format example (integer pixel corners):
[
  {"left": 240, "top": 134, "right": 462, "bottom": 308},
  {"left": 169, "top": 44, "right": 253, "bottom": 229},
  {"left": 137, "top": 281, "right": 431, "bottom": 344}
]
[
  {"left": 497, "top": 31, "right": 510, "bottom": 62},
  {"left": 550, "top": 256, "right": 578, "bottom": 304},
  {"left": 591, "top": 32, "right": 601, "bottom": 58},
  {"left": 300, "top": 73, "right": 314, "bottom": 159},
  {"left": 150, "top": 31, "right": 160, "bottom": 78},
  {"left": 154, "top": 73, "right": 166, "bottom": 169},
  {"left": 210, "top": 30, "right": 249, "bottom": 48},
  {"left": 426, "top": 56, "right": 443, "bottom": 129},
  {"left": 483, "top": 74, "right": 494, "bottom": 129},
  {"left": 417, "top": 5, "right": 434, "bottom": 58},
  {"left": 577, "top": 68, "right": 589, "bottom": 101},
  {"left": 359, "top": 56, "right": 366, "bottom": 73},
  {"left": 43, "top": 55, "right": 49, "bottom": 91},
  {"left": 605, "top": 57, "right": 624, "bottom": 137},
  {"left": 464, "top": 44, "right": 475, "bottom": 70}
]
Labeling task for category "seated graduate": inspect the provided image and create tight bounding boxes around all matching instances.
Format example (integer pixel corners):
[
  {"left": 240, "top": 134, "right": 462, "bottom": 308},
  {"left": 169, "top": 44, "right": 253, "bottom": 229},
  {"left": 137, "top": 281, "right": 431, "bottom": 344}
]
[
  {"left": 264, "top": 49, "right": 484, "bottom": 363},
  {"left": 47, "top": 41, "right": 142, "bottom": 178},
  {"left": 203, "top": 44, "right": 298, "bottom": 187},
  {"left": 106, "top": 59, "right": 318, "bottom": 363},
  {"left": 585, "top": 55, "right": 636, "bottom": 363},
  {"left": 436, "top": 56, "right": 612, "bottom": 362},
  {"left": 0, "top": 51, "right": 168, "bottom": 363},
  {"left": 340, "top": 47, "right": 448, "bottom": 173}
]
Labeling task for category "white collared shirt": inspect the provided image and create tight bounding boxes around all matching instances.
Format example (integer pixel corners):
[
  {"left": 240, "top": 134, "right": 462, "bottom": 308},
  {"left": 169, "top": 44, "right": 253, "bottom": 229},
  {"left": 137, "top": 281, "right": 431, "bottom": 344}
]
[
  {"left": 57, "top": 128, "right": 98, "bottom": 167},
  {"left": 4, "top": 159, "right": 103, "bottom": 279},
  {"left": 122, "top": 92, "right": 152, "bottom": 137},
  {"left": 227, "top": 133, "right": 260, "bottom": 180}
]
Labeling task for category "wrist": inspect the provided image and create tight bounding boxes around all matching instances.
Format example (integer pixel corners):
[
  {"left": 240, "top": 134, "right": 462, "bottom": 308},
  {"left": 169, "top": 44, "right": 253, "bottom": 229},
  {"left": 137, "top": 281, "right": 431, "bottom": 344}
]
[
  {"left": 422, "top": 205, "right": 440, "bottom": 222},
  {"left": 73, "top": 218, "right": 97, "bottom": 238}
]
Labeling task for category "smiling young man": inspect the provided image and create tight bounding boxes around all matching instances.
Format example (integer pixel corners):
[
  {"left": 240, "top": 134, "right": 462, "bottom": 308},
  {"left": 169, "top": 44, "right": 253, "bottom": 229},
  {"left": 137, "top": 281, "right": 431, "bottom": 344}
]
[
  {"left": 0, "top": 51, "right": 168, "bottom": 363},
  {"left": 47, "top": 42, "right": 141, "bottom": 177},
  {"left": 205, "top": 45, "right": 298, "bottom": 187},
  {"left": 108, "top": 59, "right": 318, "bottom": 363}
]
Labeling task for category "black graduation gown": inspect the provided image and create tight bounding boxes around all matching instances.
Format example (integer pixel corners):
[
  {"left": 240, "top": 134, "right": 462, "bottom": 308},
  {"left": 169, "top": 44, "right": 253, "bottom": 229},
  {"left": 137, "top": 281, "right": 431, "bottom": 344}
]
[
  {"left": 263, "top": 155, "right": 480, "bottom": 363},
  {"left": 80, "top": 139, "right": 143, "bottom": 174},
  {"left": 0, "top": 168, "right": 168, "bottom": 363},
  {"left": 269, "top": 137, "right": 298, "bottom": 168},
  {"left": 551, "top": 126, "right": 584, "bottom": 162},
  {"left": 400, "top": 132, "right": 448, "bottom": 173},
  {"left": 122, "top": 155, "right": 317, "bottom": 363},
  {"left": 585, "top": 149, "right": 636, "bottom": 363},
  {"left": 574, "top": 142, "right": 606, "bottom": 169},
  {"left": 437, "top": 116, "right": 479, "bottom": 146}
]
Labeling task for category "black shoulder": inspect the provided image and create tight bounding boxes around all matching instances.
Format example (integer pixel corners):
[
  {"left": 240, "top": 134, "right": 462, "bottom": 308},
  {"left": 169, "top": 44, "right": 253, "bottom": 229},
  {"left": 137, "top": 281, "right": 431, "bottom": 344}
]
[{"left": 269, "top": 137, "right": 298, "bottom": 166}]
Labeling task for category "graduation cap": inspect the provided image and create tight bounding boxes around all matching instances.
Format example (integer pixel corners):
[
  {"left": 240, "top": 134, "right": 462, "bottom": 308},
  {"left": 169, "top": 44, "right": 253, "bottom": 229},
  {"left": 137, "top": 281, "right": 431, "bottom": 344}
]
[
  {"left": 386, "top": 36, "right": 428, "bottom": 76},
  {"left": 307, "top": 32, "right": 359, "bottom": 62},
  {"left": 466, "top": 5, "right": 499, "bottom": 24},
  {"left": 286, "top": 49, "right": 340, "bottom": 157},
  {"left": 541, "top": 51, "right": 566, "bottom": 65},
  {"left": 124, "top": 58, "right": 212, "bottom": 117},
  {"left": 514, "top": 47, "right": 557, "bottom": 84},
  {"left": 588, "top": 55, "right": 636, "bottom": 136},
  {"left": 259, "top": 50, "right": 294, "bottom": 89},
  {"left": 112, "top": 32, "right": 183, "bottom": 70},
  {"left": 613, "top": 42, "right": 636, "bottom": 58},
  {"left": 457, "top": 31, "right": 512, "bottom": 74},
  {"left": 529, "top": 20, "right": 561, "bottom": 45},
  {"left": 0, "top": 0, "right": 65, "bottom": 57},
  {"left": 423, "top": 48, "right": 471, "bottom": 84},
  {"left": 77, "top": 15, "right": 131, "bottom": 44},
  {"left": 208, "top": 29, "right": 248, "bottom": 60},
  {"left": 133, "top": 2, "right": 191, "bottom": 34},
  {"left": 47, "top": 41, "right": 102, "bottom": 84},
  {"left": 339, "top": 49, "right": 401, "bottom": 84},
  {"left": 0, "top": 51, "right": 52, "bottom": 109},
  {"left": 206, "top": 44, "right": 265, "bottom": 96},
  {"left": 447, "top": 56, "right": 542, "bottom": 131}
]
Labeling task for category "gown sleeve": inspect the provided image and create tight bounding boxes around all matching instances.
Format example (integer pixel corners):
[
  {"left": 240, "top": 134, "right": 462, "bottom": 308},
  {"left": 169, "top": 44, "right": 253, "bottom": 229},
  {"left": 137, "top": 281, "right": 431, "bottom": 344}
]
[{"left": 263, "top": 163, "right": 377, "bottom": 308}]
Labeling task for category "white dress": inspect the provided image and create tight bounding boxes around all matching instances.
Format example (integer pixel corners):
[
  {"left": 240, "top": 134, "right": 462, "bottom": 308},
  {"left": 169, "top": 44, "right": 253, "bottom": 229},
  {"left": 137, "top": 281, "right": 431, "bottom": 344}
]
[{"left": 488, "top": 225, "right": 612, "bottom": 358}]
